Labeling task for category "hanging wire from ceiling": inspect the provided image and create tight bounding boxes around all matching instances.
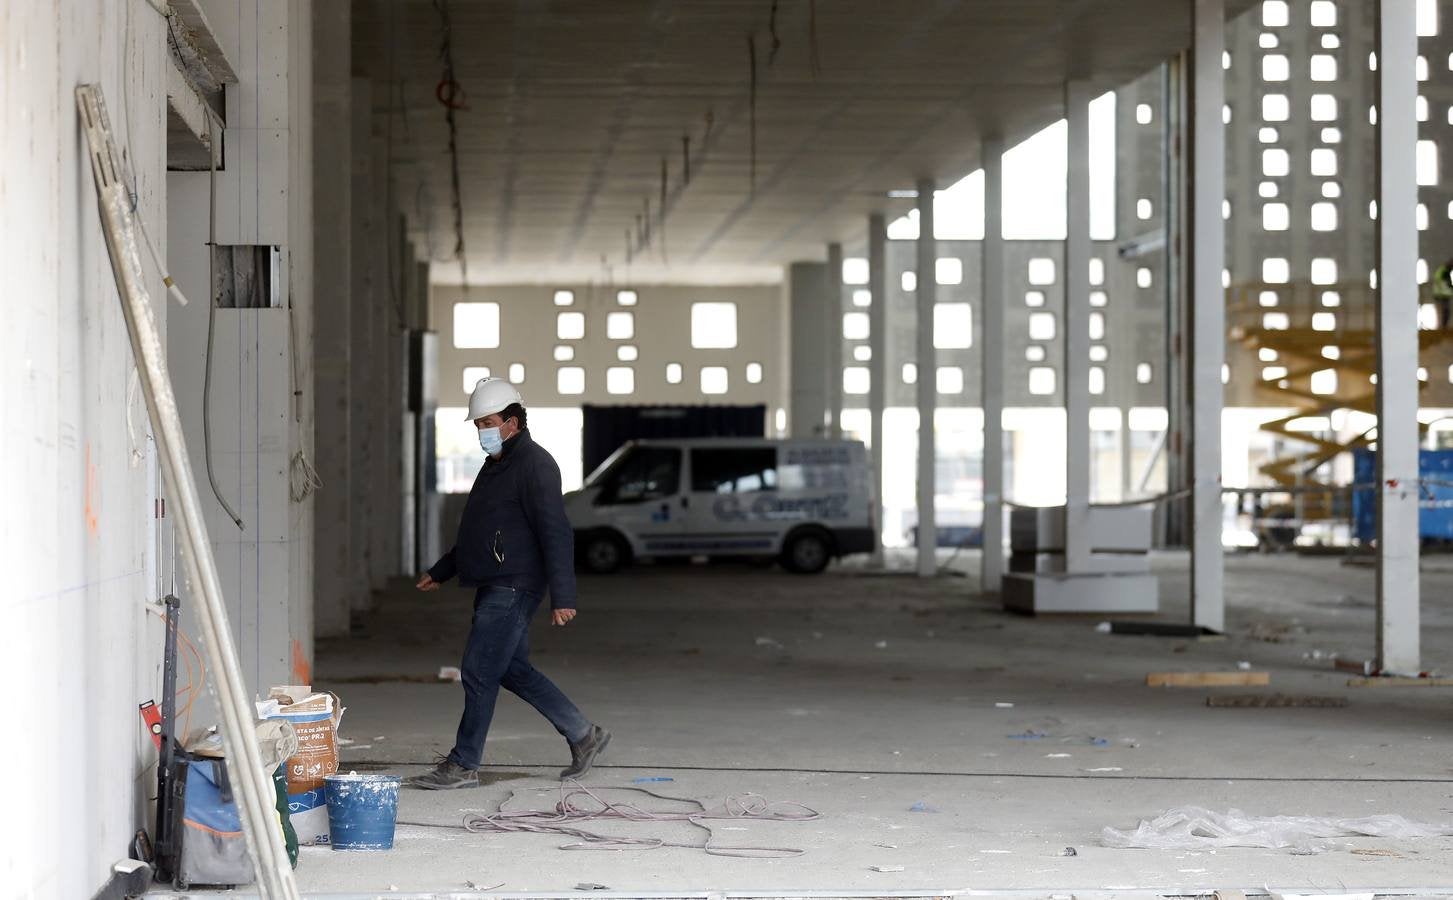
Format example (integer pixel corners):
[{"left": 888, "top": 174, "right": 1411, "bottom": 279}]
[
  {"left": 658, "top": 157, "right": 669, "bottom": 263},
  {"left": 432, "top": 0, "right": 470, "bottom": 290},
  {"left": 767, "top": 0, "right": 782, "bottom": 66},
  {"left": 616, "top": 0, "right": 830, "bottom": 276},
  {"left": 809, "top": 0, "right": 821, "bottom": 77},
  {"left": 747, "top": 32, "right": 758, "bottom": 195}
]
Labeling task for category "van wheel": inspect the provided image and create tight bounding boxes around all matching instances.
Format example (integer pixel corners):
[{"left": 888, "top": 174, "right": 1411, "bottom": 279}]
[
  {"left": 781, "top": 529, "right": 832, "bottom": 575},
  {"left": 581, "top": 532, "right": 628, "bottom": 574}
]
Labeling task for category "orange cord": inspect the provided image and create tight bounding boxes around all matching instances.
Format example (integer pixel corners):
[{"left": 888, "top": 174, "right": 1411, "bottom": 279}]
[{"left": 152, "top": 609, "right": 208, "bottom": 744}]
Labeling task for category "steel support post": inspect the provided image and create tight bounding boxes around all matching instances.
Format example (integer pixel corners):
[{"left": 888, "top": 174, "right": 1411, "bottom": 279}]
[
  {"left": 1190, "top": 0, "right": 1227, "bottom": 633},
  {"left": 1375, "top": 0, "right": 1421, "bottom": 673},
  {"left": 1064, "top": 81, "right": 1093, "bottom": 572},
  {"left": 981, "top": 138, "right": 1006, "bottom": 593},
  {"left": 915, "top": 178, "right": 938, "bottom": 577}
]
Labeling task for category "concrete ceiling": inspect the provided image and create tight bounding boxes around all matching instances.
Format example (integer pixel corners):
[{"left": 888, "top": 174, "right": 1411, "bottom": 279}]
[{"left": 355, "top": 0, "right": 1254, "bottom": 285}]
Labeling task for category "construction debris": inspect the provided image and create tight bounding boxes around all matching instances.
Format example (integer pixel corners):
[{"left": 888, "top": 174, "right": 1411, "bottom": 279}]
[
  {"left": 1347, "top": 675, "right": 1453, "bottom": 687},
  {"left": 1207, "top": 694, "right": 1348, "bottom": 708},
  {"left": 1103, "top": 806, "right": 1453, "bottom": 854},
  {"left": 1109, "top": 621, "right": 1217, "bottom": 638}
]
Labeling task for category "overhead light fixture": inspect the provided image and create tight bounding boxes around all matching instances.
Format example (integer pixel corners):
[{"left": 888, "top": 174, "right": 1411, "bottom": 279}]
[{"left": 887, "top": 189, "right": 919, "bottom": 199}]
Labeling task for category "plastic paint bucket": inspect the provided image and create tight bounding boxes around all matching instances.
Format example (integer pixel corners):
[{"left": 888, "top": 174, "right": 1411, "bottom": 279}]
[{"left": 323, "top": 773, "right": 401, "bottom": 851}]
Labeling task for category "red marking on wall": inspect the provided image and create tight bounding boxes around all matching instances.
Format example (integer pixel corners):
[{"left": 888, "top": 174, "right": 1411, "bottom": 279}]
[
  {"left": 292, "top": 639, "right": 312, "bottom": 686},
  {"left": 1387, "top": 479, "right": 1401, "bottom": 488},
  {"left": 84, "top": 445, "right": 99, "bottom": 536}
]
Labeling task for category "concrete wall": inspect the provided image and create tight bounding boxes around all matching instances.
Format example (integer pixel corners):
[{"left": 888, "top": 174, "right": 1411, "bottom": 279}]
[
  {"left": 1, "top": 2, "right": 313, "bottom": 894},
  {"left": 1, "top": 3, "right": 169, "bottom": 896},
  {"left": 166, "top": 0, "right": 316, "bottom": 711},
  {"left": 430, "top": 283, "right": 787, "bottom": 411}
]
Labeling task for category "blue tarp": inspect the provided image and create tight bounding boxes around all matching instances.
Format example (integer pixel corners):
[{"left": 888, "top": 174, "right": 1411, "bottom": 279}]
[{"left": 1351, "top": 449, "right": 1453, "bottom": 542}]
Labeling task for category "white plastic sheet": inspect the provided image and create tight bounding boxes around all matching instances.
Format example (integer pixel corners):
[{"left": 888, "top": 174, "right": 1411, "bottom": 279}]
[{"left": 1103, "top": 806, "right": 1453, "bottom": 854}]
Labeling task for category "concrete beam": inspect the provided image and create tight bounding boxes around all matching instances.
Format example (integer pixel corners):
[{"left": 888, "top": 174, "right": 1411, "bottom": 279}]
[
  {"left": 1189, "top": 0, "right": 1227, "bottom": 633},
  {"left": 1375, "top": 0, "right": 1421, "bottom": 673}
]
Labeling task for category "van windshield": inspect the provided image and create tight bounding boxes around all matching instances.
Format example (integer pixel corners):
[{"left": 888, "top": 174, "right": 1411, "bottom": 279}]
[{"left": 583, "top": 444, "right": 633, "bottom": 488}]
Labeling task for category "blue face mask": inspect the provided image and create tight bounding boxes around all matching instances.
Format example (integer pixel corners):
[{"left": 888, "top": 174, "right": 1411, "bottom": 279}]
[{"left": 478, "top": 426, "right": 504, "bottom": 457}]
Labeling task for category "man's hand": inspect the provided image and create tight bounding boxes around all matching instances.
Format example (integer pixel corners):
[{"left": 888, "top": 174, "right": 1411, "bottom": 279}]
[
  {"left": 415, "top": 573, "right": 440, "bottom": 592},
  {"left": 551, "top": 609, "right": 577, "bottom": 626}
]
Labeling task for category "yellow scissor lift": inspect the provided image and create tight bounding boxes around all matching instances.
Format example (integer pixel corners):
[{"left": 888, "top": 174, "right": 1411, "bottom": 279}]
[{"left": 1226, "top": 281, "right": 1450, "bottom": 547}]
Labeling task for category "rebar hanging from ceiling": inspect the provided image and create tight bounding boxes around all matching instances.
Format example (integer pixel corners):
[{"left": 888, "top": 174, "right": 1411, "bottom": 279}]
[
  {"left": 432, "top": 0, "right": 469, "bottom": 289},
  {"left": 615, "top": 0, "right": 821, "bottom": 274}
]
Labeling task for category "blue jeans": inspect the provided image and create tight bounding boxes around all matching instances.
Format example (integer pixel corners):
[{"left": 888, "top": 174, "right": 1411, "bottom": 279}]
[{"left": 447, "top": 586, "right": 592, "bottom": 770}]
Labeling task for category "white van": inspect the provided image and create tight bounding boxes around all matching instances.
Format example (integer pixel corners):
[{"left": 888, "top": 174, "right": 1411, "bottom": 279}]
[{"left": 564, "top": 438, "right": 875, "bottom": 575}]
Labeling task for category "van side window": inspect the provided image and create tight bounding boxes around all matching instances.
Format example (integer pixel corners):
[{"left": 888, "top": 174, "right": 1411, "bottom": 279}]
[
  {"left": 690, "top": 448, "right": 778, "bottom": 494},
  {"left": 598, "top": 447, "right": 680, "bottom": 504}
]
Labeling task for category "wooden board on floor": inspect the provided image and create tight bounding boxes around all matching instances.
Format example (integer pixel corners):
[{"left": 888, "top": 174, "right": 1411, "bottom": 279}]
[{"left": 1147, "top": 671, "right": 1270, "bottom": 687}]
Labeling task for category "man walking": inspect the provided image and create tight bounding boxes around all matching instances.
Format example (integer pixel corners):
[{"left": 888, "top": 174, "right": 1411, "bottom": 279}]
[{"left": 407, "top": 377, "right": 610, "bottom": 789}]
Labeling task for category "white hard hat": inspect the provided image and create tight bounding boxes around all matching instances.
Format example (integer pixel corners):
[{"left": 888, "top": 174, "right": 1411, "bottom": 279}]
[{"left": 466, "top": 377, "right": 523, "bottom": 421}]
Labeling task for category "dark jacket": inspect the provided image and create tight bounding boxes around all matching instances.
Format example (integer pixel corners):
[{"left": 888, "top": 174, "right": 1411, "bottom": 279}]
[{"left": 428, "top": 428, "right": 577, "bottom": 609}]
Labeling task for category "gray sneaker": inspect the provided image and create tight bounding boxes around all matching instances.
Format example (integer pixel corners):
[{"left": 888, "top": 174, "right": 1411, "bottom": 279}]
[
  {"left": 561, "top": 725, "right": 611, "bottom": 780},
  {"left": 405, "top": 757, "right": 479, "bottom": 790}
]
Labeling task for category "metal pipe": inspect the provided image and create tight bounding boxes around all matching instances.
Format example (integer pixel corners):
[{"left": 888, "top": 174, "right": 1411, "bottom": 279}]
[{"left": 76, "top": 84, "right": 300, "bottom": 899}]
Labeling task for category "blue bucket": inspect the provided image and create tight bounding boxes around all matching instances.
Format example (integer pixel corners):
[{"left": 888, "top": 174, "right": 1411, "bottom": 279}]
[{"left": 324, "top": 773, "right": 401, "bottom": 851}]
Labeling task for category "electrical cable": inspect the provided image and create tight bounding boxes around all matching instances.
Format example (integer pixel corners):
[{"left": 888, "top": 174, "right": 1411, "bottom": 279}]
[
  {"left": 148, "top": 608, "right": 206, "bottom": 744},
  {"left": 203, "top": 116, "right": 245, "bottom": 530},
  {"left": 401, "top": 782, "right": 820, "bottom": 858},
  {"left": 746, "top": 32, "right": 758, "bottom": 194},
  {"left": 767, "top": 0, "right": 782, "bottom": 66},
  {"left": 808, "top": 0, "right": 821, "bottom": 76},
  {"left": 285, "top": 288, "right": 321, "bottom": 502},
  {"left": 433, "top": 0, "right": 470, "bottom": 289},
  {"left": 290, "top": 448, "right": 323, "bottom": 503}
]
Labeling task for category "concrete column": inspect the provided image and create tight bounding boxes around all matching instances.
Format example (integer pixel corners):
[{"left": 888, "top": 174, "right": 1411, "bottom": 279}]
[
  {"left": 417, "top": 260, "right": 433, "bottom": 330},
  {"left": 287, "top": 0, "right": 316, "bottom": 679},
  {"left": 867, "top": 213, "right": 888, "bottom": 565},
  {"left": 788, "top": 261, "right": 830, "bottom": 437},
  {"left": 981, "top": 137, "right": 1006, "bottom": 594},
  {"left": 368, "top": 126, "right": 393, "bottom": 590},
  {"left": 349, "top": 76, "right": 376, "bottom": 613},
  {"left": 1064, "top": 81, "right": 1092, "bottom": 572},
  {"left": 915, "top": 177, "right": 937, "bottom": 577},
  {"left": 311, "top": 0, "right": 353, "bottom": 638},
  {"left": 1375, "top": 0, "right": 1421, "bottom": 673},
  {"left": 1120, "top": 412, "right": 1134, "bottom": 501},
  {"left": 1189, "top": 0, "right": 1227, "bottom": 632},
  {"left": 825, "top": 242, "right": 844, "bottom": 438}
]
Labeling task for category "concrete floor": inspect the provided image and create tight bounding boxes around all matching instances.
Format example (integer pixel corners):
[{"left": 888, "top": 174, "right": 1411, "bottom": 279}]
[{"left": 283, "top": 551, "right": 1453, "bottom": 896}]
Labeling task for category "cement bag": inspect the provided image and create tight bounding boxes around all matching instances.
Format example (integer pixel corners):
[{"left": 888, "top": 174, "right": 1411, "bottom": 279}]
[{"left": 257, "top": 685, "right": 345, "bottom": 845}]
